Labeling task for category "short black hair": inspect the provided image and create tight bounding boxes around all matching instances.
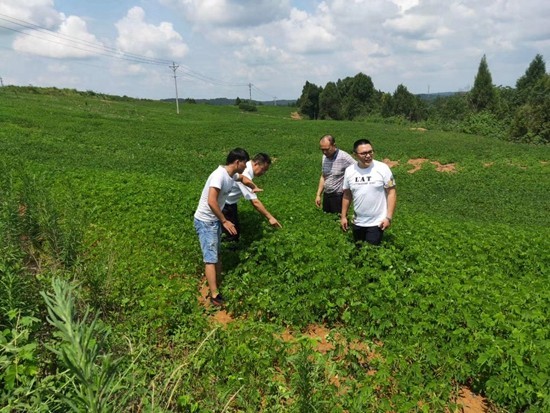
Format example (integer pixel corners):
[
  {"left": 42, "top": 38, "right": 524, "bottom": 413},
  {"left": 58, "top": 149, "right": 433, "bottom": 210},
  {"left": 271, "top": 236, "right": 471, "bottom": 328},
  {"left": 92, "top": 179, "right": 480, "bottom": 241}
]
[
  {"left": 226, "top": 148, "right": 250, "bottom": 164},
  {"left": 353, "top": 139, "right": 372, "bottom": 152},
  {"left": 252, "top": 153, "right": 272, "bottom": 165}
]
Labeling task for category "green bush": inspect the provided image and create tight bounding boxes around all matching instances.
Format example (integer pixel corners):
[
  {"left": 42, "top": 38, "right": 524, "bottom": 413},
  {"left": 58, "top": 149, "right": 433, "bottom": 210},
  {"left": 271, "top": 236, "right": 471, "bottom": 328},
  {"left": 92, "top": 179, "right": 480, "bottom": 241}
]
[{"left": 238, "top": 102, "right": 258, "bottom": 112}]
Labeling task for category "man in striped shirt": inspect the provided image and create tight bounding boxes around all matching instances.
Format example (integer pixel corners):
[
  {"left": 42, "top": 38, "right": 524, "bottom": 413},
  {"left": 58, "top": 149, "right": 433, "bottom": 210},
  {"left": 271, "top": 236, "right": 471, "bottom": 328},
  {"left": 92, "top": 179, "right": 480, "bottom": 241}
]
[{"left": 315, "top": 134, "right": 355, "bottom": 213}]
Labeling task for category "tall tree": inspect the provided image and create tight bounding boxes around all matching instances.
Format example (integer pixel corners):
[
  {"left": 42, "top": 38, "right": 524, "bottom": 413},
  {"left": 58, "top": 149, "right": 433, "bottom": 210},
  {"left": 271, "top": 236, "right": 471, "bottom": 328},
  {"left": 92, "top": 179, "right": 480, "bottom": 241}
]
[
  {"left": 319, "top": 82, "right": 342, "bottom": 120},
  {"left": 297, "top": 81, "right": 322, "bottom": 120},
  {"left": 340, "top": 73, "right": 376, "bottom": 119},
  {"left": 515, "top": 54, "right": 546, "bottom": 105},
  {"left": 510, "top": 73, "right": 550, "bottom": 143},
  {"left": 349, "top": 73, "right": 376, "bottom": 106},
  {"left": 391, "top": 84, "right": 426, "bottom": 121},
  {"left": 380, "top": 92, "right": 393, "bottom": 118},
  {"left": 469, "top": 55, "right": 495, "bottom": 112}
]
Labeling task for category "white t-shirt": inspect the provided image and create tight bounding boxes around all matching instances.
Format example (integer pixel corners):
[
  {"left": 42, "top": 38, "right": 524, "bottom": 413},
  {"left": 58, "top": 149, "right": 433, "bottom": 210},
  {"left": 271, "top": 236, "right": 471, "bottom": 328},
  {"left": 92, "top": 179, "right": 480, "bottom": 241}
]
[
  {"left": 194, "top": 166, "right": 240, "bottom": 222},
  {"left": 225, "top": 161, "right": 257, "bottom": 205},
  {"left": 342, "top": 160, "right": 396, "bottom": 227}
]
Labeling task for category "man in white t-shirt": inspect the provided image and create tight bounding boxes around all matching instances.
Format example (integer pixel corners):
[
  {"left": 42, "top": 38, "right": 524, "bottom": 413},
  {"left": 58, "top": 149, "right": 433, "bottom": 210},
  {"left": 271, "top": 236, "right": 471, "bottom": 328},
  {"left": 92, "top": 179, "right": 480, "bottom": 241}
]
[
  {"left": 222, "top": 153, "right": 282, "bottom": 242},
  {"left": 341, "top": 139, "right": 396, "bottom": 245},
  {"left": 194, "top": 148, "right": 262, "bottom": 306}
]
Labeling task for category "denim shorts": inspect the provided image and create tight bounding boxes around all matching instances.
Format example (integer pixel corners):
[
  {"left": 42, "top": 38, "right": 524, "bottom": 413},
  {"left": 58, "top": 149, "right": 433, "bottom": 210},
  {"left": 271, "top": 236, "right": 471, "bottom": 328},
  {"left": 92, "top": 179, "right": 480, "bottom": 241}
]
[{"left": 194, "top": 218, "right": 221, "bottom": 263}]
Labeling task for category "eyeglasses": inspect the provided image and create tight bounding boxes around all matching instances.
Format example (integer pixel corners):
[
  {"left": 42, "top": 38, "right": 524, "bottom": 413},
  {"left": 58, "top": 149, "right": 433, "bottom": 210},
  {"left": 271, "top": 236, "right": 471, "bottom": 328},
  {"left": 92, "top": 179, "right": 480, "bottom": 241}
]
[{"left": 356, "top": 150, "right": 374, "bottom": 156}]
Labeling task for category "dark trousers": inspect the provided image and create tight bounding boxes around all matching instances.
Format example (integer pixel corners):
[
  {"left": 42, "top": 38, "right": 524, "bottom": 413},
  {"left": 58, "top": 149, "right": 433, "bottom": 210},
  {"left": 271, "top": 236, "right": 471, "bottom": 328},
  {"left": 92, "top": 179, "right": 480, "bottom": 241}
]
[
  {"left": 352, "top": 224, "right": 384, "bottom": 246},
  {"left": 322, "top": 192, "right": 343, "bottom": 214},
  {"left": 221, "top": 203, "right": 240, "bottom": 242}
]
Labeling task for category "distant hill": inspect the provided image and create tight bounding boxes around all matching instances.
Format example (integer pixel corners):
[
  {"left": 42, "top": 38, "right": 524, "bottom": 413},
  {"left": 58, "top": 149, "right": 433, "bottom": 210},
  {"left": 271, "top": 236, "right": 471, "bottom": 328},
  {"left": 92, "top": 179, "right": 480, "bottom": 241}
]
[{"left": 161, "top": 97, "right": 297, "bottom": 106}]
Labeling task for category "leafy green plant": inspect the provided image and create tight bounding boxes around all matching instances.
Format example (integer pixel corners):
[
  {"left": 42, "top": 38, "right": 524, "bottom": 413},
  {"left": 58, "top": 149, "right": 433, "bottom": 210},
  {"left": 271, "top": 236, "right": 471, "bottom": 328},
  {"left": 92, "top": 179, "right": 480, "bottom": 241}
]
[
  {"left": 0, "top": 311, "right": 39, "bottom": 400},
  {"left": 40, "top": 277, "right": 127, "bottom": 413}
]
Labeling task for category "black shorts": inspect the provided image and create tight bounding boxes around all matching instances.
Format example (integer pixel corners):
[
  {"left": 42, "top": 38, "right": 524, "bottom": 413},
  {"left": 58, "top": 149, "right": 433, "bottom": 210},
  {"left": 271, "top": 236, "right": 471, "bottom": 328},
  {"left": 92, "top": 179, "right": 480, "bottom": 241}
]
[
  {"left": 352, "top": 224, "right": 384, "bottom": 246},
  {"left": 221, "top": 203, "right": 240, "bottom": 242},
  {"left": 322, "top": 192, "right": 343, "bottom": 214}
]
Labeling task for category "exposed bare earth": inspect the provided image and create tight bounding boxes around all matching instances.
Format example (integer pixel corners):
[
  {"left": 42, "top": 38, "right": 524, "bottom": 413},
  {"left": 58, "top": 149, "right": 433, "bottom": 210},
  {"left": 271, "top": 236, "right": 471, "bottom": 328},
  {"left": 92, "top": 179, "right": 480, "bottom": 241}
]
[
  {"left": 407, "top": 158, "right": 429, "bottom": 173},
  {"left": 198, "top": 284, "right": 487, "bottom": 412},
  {"left": 401, "top": 158, "right": 457, "bottom": 173},
  {"left": 199, "top": 278, "right": 234, "bottom": 324},
  {"left": 431, "top": 160, "right": 457, "bottom": 173},
  {"left": 382, "top": 158, "right": 400, "bottom": 168}
]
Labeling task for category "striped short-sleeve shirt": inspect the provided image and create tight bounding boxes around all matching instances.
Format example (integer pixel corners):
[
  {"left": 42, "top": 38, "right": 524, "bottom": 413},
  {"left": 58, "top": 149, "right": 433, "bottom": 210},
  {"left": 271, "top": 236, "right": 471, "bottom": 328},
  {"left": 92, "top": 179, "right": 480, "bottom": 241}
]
[{"left": 322, "top": 148, "right": 355, "bottom": 194}]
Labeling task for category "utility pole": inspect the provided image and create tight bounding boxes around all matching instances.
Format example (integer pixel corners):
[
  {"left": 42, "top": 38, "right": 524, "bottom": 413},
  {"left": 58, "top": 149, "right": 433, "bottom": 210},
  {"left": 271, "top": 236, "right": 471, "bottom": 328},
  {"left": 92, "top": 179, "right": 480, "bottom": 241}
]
[
  {"left": 248, "top": 83, "right": 252, "bottom": 103},
  {"left": 0, "top": 77, "right": 4, "bottom": 87},
  {"left": 169, "top": 62, "right": 180, "bottom": 114},
  {"left": 273, "top": 96, "right": 277, "bottom": 106}
]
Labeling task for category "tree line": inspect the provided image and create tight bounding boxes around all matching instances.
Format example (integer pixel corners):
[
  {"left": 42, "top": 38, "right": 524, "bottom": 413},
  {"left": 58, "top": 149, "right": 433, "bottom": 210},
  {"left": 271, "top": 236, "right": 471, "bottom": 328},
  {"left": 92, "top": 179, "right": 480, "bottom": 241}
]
[{"left": 297, "top": 54, "right": 549, "bottom": 144}]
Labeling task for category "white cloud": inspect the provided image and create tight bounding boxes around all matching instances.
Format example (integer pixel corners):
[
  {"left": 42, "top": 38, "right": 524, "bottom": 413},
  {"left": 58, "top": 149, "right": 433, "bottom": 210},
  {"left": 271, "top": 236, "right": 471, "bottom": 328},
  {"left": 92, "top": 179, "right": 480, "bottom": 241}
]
[
  {"left": 415, "top": 38, "right": 441, "bottom": 52},
  {"left": 383, "top": 14, "right": 438, "bottom": 37},
  {"left": 0, "top": 0, "right": 61, "bottom": 30},
  {"left": 208, "top": 28, "right": 248, "bottom": 46},
  {"left": 13, "top": 15, "right": 104, "bottom": 58},
  {"left": 115, "top": 7, "right": 189, "bottom": 59},
  {"left": 233, "top": 35, "right": 289, "bottom": 66},
  {"left": 159, "top": 0, "right": 291, "bottom": 27},
  {"left": 391, "top": 0, "right": 419, "bottom": 13},
  {"left": 280, "top": 8, "right": 338, "bottom": 53}
]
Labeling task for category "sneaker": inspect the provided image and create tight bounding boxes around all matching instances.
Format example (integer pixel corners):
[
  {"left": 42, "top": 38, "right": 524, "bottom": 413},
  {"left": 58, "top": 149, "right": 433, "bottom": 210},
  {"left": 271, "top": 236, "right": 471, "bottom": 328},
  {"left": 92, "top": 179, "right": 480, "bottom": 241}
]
[{"left": 210, "top": 293, "right": 225, "bottom": 307}]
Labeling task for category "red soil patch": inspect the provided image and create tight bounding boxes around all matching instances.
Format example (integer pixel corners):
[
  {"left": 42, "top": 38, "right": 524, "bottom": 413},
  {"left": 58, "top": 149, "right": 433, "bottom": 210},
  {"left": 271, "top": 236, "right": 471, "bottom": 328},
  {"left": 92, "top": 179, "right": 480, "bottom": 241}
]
[
  {"left": 279, "top": 325, "right": 334, "bottom": 353},
  {"left": 408, "top": 158, "right": 457, "bottom": 173},
  {"left": 210, "top": 309, "right": 234, "bottom": 324},
  {"left": 198, "top": 277, "right": 234, "bottom": 325},
  {"left": 304, "top": 324, "right": 334, "bottom": 353},
  {"left": 279, "top": 325, "right": 378, "bottom": 360},
  {"left": 407, "top": 158, "right": 429, "bottom": 173},
  {"left": 383, "top": 158, "right": 400, "bottom": 168},
  {"left": 455, "top": 387, "right": 487, "bottom": 413},
  {"left": 431, "top": 161, "right": 457, "bottom": 173}
]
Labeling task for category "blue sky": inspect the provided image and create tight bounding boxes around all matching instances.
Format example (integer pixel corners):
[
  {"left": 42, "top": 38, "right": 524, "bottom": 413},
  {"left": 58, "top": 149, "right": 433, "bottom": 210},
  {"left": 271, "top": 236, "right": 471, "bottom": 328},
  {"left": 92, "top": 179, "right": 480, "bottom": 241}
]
[{"left": 1, "top": 0, "right": 549, "bottom": 100}]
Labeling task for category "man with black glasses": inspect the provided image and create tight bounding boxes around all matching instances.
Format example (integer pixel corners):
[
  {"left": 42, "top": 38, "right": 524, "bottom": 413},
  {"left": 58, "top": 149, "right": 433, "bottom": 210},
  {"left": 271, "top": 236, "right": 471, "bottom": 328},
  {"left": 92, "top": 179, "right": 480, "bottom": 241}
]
[{"left": 340, "top": 139, "right": 396, "bottom": 245}]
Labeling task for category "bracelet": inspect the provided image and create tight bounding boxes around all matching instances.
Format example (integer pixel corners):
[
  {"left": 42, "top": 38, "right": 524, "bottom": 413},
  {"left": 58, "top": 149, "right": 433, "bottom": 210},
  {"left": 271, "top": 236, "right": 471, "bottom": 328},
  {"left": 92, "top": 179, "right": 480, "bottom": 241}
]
[{"left": 386, "top": 217, "right": 392, "bottom": 223}]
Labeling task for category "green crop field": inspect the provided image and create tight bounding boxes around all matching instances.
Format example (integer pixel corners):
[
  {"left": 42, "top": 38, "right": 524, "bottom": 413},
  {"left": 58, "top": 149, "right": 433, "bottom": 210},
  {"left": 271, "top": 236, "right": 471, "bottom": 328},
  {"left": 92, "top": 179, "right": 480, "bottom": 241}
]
[{"left": 1, "top": 87, "right": 549, "bottom": 412}]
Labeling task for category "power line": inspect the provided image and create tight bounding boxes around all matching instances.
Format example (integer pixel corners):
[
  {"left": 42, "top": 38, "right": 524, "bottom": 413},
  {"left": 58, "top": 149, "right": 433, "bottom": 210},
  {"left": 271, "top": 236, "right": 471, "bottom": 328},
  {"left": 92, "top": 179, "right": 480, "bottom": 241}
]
[
  {"left": 251, "top": 83, "right": 275, "bottom": 99},
  {"left": 0, "top": 13, "right": 279, "bottom": 98},
  {"left": 0, "top": 15, "right": 246, "bottom": 87},
  {"left": 0, "top": 14, "right": 172, "bottom": 66}
]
